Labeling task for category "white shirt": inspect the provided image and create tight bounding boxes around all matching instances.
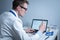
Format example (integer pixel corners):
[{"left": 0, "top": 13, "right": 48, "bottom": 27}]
[{"left": 0, "top": 9, "right": 43, "bottom": 40}]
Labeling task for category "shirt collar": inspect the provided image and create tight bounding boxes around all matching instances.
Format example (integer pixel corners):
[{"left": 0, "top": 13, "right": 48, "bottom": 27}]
[{"left": 10, "top": 9, "right": 18, "bottom": 17}]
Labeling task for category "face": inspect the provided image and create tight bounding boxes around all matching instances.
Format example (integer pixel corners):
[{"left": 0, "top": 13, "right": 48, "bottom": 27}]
[{"left": 17, "top": 3, "right": 28, "bottom": 17}]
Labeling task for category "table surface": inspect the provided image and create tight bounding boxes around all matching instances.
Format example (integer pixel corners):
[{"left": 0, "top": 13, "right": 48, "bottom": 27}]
[{"left": 27, "top": 29, "right": 59, "bottom": 40}]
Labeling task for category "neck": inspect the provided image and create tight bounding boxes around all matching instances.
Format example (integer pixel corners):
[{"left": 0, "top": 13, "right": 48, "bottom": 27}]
[{"left": 14, "top": 9, "right": 18, "bottom": 15}]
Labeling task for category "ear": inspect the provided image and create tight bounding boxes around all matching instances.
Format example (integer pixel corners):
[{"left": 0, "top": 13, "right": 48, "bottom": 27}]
[{"left": 16, "top": 6, "right": 21, "bottom": 11}]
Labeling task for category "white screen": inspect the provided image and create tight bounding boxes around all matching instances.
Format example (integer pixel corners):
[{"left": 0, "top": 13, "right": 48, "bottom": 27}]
[
  {"left": 32, "top": 20, "right": 47, "bottom": 30},
  {"left": 32, "top": 20, "right": 42, "bottom": 30}
]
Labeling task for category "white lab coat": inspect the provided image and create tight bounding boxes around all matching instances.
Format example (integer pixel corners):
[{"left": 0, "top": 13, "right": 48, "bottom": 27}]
[{"left": 0, "top": 10, "right": 43, "bottom": 40}]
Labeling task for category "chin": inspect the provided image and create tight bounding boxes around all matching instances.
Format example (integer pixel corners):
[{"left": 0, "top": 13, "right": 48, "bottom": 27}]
[{"left": 20, "top": 15, "right": 24, "bottom": 17}]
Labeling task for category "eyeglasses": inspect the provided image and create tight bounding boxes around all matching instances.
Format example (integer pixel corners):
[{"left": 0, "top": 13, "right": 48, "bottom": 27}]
[{"left": 20, "top": 6, "right": 27, "bottom": 11}]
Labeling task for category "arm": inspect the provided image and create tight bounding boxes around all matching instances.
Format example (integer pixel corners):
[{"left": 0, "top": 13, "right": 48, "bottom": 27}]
[
  {"left": 13, "top": 20, "right": 44, "bottom": 40},
  {"left": 24, "top": 28, "right": 34, "bottom": 33}
]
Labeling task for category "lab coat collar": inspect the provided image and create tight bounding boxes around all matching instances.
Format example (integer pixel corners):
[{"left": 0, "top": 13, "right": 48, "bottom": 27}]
[{"left": 10, "top": 9, "right": 18, "bottom": 18}]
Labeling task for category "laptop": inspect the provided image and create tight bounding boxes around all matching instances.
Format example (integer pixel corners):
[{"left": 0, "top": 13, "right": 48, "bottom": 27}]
[{"left": 31, "top": 19, "right": 48, "bottom": 34}]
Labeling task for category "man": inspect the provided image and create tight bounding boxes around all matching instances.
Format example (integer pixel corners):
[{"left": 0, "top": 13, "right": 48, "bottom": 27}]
[{"left": 0, "top": 0, "right": 46, "bottom": 40}]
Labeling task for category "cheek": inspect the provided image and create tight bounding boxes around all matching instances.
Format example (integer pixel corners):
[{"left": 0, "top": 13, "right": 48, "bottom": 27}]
[
  {"left": 22, "top": 11, "right": 25, "bottom": 15},
  {"left": 19, "top": 10, "right": 25, "bottom": 16},
  {"left": 21, "top": 9, "right": 26, "bottom": 15}
]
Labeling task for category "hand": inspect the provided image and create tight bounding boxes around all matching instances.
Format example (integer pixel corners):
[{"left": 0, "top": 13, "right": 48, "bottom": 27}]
[
  {"left": 39, "top": 21, "right": 46, "bottom": 33},
  {"left": 24, "top": 28, "right": 34, "bottom": 33}
]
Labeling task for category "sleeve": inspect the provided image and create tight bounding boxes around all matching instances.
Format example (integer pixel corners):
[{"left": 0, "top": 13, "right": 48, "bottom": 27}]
[{"left": 13, "top": 20, "right": 43, "bottom": 40}]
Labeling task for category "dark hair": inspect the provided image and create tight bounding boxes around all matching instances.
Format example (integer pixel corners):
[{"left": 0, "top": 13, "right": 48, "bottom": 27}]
[{"left": 12, "top": 0, "right": 29, "bottom": 9}]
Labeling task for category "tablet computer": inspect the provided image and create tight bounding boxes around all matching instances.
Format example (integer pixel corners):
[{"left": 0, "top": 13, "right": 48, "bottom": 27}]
[{"left": 31, "top": 19, "right": 48, "bottom": 33}]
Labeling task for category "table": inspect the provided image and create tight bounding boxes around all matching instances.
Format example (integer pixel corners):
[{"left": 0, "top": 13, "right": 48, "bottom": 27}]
[{"left": 27, "top": 29, "right": 59, "bottom": 40}]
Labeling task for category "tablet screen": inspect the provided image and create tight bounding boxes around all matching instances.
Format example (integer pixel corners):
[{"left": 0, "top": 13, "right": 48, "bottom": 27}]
[{"left": 31, "top": 19, "right": 48, "bottom": 30}]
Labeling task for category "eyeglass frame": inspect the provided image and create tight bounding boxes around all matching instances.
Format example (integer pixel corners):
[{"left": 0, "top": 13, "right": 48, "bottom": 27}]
[{"left": 20, "top": 5, "right": 27, "bottom": 11}]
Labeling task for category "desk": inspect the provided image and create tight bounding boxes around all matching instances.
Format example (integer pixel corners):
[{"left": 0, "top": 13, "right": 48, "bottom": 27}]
[
  {"left": 41, "top": 29, "right": 58, "bottom": 40},
  {"left": 27, "top": 29, "right": 59, "bottom": 40},
  {"left": 46, "top": 29, "right": 59, "bottom": 40}
]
